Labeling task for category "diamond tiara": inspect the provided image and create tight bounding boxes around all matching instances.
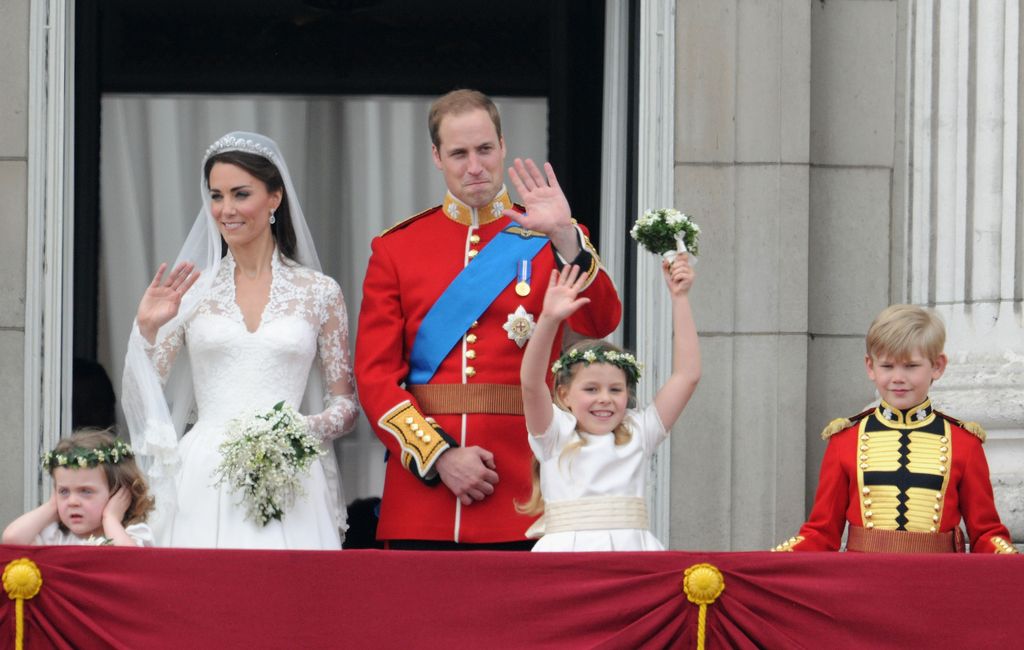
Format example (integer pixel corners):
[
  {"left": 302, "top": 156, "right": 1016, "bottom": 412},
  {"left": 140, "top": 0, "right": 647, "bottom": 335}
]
[{"left": 204, "top": 135, "right": 278, "bottom": 163}]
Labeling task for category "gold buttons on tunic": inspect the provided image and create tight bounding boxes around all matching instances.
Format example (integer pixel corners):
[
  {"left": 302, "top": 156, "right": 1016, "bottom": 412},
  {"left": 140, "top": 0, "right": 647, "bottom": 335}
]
[
  {"left": 405, "top": 417, "right": 414, "bottom": 425},
  {"left": 466, "top": 350, "right": 476, "bottom": 360},
  {"left": 467, "top": 249, "right": 479, "bottom": 259},
  {"left": 866, "top": 522, "right": 874, "bottom": 529},
  {"left": 465, "top": 366, "right": 476, "bottom": 377},
  {"left": 470, "top": 234, "right": 481, "bottom": 244},
  {"left": 471, "top": 321, "right": 479, "bottom": 328},
  {"left": 861, "top": 434, "right": 870, "bottom": 441},
  {"left": 864, "top": 499, "right": 872, "bottom": 506},
  {"left": 422, "top": 435, "right": 431, "bottom": 443},
  {"left": 466, "top": 334, "right": 478, "bottom": 344},
  {"left": 860, "top": 463, "right": 869, "bottom": 470},
  {"left": 862, "top": 487, "right": 871, "bottom": 495}
]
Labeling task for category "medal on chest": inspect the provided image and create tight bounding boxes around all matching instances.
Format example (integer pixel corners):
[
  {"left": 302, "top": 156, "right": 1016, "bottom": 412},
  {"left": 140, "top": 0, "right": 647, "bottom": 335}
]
[{"left": 515, "top": 258, "right": 532, "bottom": 296}]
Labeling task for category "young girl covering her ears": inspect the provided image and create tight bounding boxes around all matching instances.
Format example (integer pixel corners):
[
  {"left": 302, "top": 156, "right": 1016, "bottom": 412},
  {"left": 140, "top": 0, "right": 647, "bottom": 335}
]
[
  {"left": 519, "top": 257, "right": 701, "bottom": 551},
  {"left": 2, "top": 429, "right": 155, "bottom": 547}
]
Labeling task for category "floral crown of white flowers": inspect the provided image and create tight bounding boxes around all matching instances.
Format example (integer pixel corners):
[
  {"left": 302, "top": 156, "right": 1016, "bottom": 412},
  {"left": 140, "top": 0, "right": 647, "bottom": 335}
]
[
  {"left": 42, "top": 439, "right": 135, "bottom": 472},
  {"left": 204, "top": 135, "right": 277, "bottom": 164},
  {"left": 551, "top": 347, "right": 644, "bottom": 384}
]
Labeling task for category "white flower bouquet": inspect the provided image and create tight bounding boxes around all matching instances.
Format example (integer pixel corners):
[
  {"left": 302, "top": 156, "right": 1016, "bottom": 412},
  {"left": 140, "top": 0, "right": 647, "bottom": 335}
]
[
  {"left": 214, "top": 401, "right": 324, "bottom": 527},
  {"left": 83, "top": 535, "right": 114, "bottom": 546},
  {"left": 630, "top": 208, "right": 701, "bottom": 262}
]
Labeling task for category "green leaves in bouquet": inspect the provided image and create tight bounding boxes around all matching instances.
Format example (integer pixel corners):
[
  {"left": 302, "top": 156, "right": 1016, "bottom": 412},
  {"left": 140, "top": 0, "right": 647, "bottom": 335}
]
[{"left": 630, "top": 208, "right": 701, "bottom": 257}]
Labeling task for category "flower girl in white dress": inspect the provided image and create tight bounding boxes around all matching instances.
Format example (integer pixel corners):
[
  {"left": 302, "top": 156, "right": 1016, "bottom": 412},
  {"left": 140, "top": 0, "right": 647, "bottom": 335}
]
[
  {"left": 519, "top": 257, "right": 700, "bottom": 551},
  {"left": 122, "top": 132, "right": 359, "bottom": 549}
]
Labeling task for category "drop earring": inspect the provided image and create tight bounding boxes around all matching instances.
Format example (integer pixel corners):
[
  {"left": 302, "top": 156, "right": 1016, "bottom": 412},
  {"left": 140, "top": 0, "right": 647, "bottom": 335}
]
[{"left": 269, "top": 210, "right": 276, "bottom": 225}]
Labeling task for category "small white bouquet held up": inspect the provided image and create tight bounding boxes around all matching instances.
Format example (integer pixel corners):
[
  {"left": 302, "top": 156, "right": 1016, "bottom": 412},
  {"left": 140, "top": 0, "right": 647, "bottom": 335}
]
[
  {"left": 630, "top": 208, "right": 701, "bottom": 263},
  {"left": 214, "top": 401, "right": 324, "bottom": 527}
]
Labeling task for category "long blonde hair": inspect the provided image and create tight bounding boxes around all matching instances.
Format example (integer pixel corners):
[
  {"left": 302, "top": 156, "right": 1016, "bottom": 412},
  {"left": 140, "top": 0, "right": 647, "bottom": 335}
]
[{"left": 516, "top": 339, "right": 638, "bottom": 517}]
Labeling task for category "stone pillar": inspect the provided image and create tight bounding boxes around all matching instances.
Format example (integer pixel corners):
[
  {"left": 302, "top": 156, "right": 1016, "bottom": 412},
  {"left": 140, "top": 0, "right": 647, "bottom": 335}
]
[
  {"left": 805, "top": 0, "right": 901, "bottom": 514},
  {"left": 0, "top": 0, "right": 29, "bottom": 527},
  {"left": 900, "top": 0, "right": 1024, "bottom": 540},
  {"left": 673, "top": 0, "right": 812, "bottom": 550}
]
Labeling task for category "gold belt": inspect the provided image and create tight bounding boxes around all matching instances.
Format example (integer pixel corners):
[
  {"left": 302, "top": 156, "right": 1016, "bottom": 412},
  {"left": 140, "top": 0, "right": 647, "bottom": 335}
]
[
  {"left": 846, "top": 525, "right": 962, "bottom": 553},
  {"left": 408, "top": 383, "right": 524, "bottom": 415}
]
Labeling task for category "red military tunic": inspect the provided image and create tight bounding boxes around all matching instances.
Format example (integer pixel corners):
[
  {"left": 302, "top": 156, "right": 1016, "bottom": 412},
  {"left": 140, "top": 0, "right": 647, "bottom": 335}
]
[
  {"left": 355, "top": 188, "right": 622, "bottom": 543},
  {"left": 775, "top": 399, "right": 1017, "bottom": 554}
]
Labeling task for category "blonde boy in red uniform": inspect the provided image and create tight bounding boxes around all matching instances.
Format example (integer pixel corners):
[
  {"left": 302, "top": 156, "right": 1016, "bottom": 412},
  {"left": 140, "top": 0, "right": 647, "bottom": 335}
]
[
  {"left": 355, "top": 90, "right": 621, "bottom": 549},
  {"left": 775, "top": 305, "right": 1018, "bottom": 554}
]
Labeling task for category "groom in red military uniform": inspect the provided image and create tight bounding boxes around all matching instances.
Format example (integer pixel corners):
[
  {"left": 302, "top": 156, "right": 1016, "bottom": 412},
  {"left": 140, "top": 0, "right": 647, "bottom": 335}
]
[{"left": 356, "top": 89, "right": 621, "bottom": 549}]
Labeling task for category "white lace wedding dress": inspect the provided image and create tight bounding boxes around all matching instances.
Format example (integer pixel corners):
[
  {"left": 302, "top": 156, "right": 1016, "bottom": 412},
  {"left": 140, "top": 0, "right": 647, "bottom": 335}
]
[{"left": 141, "top": 252, "right": 359, "bottom": 549}]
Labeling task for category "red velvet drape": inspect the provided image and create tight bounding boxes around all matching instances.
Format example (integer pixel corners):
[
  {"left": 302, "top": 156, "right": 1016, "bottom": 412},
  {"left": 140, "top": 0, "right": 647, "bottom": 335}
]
[{"left": 2, "top": 546, "right": 1020, "bottom": 649}]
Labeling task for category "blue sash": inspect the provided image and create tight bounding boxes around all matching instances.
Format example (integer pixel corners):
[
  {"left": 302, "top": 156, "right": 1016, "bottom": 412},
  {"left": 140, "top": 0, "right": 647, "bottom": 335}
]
[{"left": 408, "top": 226, "right": 548, "bottom": 384}]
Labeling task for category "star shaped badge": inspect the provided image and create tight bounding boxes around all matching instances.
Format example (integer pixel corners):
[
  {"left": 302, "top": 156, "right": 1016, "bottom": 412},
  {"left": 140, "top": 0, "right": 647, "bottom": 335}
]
[{"left": 503, "top": 305, "right": 536, "bottom": 348}]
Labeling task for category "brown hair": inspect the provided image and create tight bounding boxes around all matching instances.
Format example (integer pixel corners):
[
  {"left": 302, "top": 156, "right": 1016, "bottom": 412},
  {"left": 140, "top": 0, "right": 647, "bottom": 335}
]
[
  {"left": 49, "top": 429, "right": 155, "bottom": 530},
  {"left": 516, "top": 339, "right": 637, "bottom": 517},
  {"left": 428, "top": 89, "right": 503, "bottom": 149},
  {"left": 204, "top": 150, "right": 297, "bottom": 261},
  {"left": 866, "top": 304, "right": 946, "bottom": 362}
]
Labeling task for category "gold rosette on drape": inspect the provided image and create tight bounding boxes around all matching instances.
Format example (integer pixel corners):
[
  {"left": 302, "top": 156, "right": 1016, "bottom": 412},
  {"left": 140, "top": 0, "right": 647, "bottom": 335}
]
[
  {"left": 683, "top": 563, "right": 725, "bottom": 650},
  {"left": 4, "top": 558, "right": 43, "bottom": 650}
]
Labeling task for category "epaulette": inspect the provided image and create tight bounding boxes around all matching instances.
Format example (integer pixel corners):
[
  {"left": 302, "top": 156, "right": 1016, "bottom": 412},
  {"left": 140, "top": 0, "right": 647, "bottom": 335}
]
[
  {"left": 820, "top": 408, "right": 874, "bottom": 440},
  {"left": 377, "top": 205, "right": 440, "bottom": 238},
  {"left": 935, "top": 410, "right": 987, "bottom": 443}
]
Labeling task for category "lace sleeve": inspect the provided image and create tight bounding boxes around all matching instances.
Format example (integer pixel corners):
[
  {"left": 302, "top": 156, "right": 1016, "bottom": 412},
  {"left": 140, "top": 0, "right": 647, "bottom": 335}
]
[
  {"left": 305, "top": 280, "right": 360, "bottom": 441},
  {"left": 131, "top": 320, "right": 187, "bottom": 386}
]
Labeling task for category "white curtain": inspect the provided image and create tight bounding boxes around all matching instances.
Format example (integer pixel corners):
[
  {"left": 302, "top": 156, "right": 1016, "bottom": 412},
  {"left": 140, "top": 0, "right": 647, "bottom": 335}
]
[{"left": 98, "top": 94, "right": 548, "bottom": 502}]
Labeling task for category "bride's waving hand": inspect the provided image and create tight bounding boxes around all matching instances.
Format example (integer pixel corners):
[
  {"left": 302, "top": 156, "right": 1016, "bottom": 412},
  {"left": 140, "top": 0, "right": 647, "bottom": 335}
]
[{"left": 136, "top": 262, "right": 200, "bottom": 343}]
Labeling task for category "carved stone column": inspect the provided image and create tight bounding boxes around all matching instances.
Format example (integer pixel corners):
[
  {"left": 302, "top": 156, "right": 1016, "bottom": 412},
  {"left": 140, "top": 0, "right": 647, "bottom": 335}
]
[{"left": 900, "top": 0, "right": 1024, "bottom": 540}]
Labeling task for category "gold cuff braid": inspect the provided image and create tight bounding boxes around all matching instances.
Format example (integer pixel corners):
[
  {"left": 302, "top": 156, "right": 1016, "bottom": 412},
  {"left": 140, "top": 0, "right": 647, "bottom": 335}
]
[{"left": 379, "top": 401, "right": 450, "bottom": 478}]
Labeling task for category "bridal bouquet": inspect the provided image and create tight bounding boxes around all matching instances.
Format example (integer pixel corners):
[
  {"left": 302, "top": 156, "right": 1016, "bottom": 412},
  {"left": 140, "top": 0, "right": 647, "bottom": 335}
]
[
  {"left": 630, "top": 208, "right": 701, "bottom": 261},
  {"left": 214, "top": 401, "right": 323, "bottom": 527}
]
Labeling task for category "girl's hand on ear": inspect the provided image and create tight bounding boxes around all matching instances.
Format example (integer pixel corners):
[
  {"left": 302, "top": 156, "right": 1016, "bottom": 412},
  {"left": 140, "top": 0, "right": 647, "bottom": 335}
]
[
  {"left": 103, "top": 488, "right": 131, "bottom": 525},
  {"left": 45, "top": 490, "right": 59, "bottom": 520}
]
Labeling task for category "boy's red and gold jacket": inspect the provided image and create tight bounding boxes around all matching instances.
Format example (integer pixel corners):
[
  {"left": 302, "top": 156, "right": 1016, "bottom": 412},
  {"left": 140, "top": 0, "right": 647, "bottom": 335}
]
[
  {"left": 355, "top": 190, "right": 621, "bottom": 543},
  {"left": 775, "top": 399, "right": 1018, "bottom": 554}
]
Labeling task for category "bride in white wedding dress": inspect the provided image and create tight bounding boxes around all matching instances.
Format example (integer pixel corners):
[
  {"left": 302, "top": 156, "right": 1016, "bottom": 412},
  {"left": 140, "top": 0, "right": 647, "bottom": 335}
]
[{"left": 122, "top": 132, "right": 359, "bottom": 549}]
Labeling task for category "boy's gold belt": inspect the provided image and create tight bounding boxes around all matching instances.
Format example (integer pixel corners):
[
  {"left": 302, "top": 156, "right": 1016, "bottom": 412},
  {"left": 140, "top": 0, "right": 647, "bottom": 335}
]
[{"left": 846, "top": 525, "right": 962, "bottom": 553}]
